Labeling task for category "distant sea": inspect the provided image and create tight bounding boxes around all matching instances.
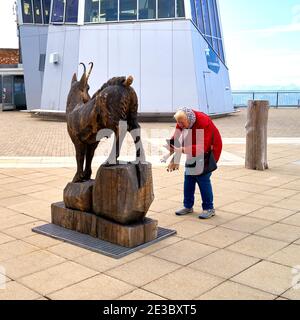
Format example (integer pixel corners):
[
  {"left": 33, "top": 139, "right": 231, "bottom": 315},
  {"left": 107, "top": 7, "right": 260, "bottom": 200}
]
[{"left": 232, "top": 91, "right": 300, "bottom": 107}]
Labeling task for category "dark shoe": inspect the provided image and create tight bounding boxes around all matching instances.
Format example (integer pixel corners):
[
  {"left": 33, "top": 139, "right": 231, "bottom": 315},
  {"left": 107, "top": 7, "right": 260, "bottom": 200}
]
[
  {"left": 199, "top": 209, "right": 216, "bottom": 219},
  {"left": 175, "top": 207, "right": 194, "bottom": 216}
]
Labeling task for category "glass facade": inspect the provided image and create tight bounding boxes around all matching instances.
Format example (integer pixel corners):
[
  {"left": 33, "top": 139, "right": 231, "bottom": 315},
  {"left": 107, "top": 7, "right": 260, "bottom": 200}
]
[
  {"left": 19, "top": 0, "right": 225, "bottom": 63},
  {"left": 100, "top": 0, "right": 118, "bottom": 22},
  {"left": 21, "top": 0, "right": 52, "bottom": 24},
  {"left": 120, "top": 0, "right": 137, "bottom": 21},
  {"left": 138, "top": 0, "right": 156, "bottom": 20},
  {"left": 33, "top": 0, "right": 43, "bottom": 24},
  {"left": 212, "top": 0, "right": 221, "bottom": 37},
  {"left": 190, "top": 0, "right": 197, "bottom": 25},
  {"left": 191, "top": 0, "right": 225, "bottom": 63},
  {"left": 20, "top": 0, "right": 191, "bottom": 24},
  {"left": 43, "top": 0, "right": 51, "bottom": 24},
  {"left": 84, "top": 0, "right": 119, "bottom": 23},
  {"left": 85, "top": 0, "right": 100, "bottom": 23},
  {"left": 176, "top": 0, "right": 185, "bottom": 18},
  {"left": 51, "top": 0, "right": 65, "bottom": 23},
  {"left": 195, "top": 0, "right": 204, "bottom": 34},
  {"left": 84, "top": 0, "right": 185, "bottom": 22},
  {"left": 21, "top": 0, "right": 34, "bottom": 23},
  {"left": 50, "top": 0, "right": 79, "bottom": 23},
  {"left": 158, "top": 0, "right": 175, "bottom": 19},
  {"left": 209, "top": 0, "right": 217, "bottom": 37},
  {"left": 65, "top": 0, "right": 79, "bottom": 23},
  {"left": 202, "top": 0, "right": 211, "bottom": 38}
]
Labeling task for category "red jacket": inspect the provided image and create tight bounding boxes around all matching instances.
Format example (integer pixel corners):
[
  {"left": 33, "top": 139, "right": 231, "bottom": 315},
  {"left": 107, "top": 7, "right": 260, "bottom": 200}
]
[{"left": 171, "top": 110, "right": 223, "bottom": 162}]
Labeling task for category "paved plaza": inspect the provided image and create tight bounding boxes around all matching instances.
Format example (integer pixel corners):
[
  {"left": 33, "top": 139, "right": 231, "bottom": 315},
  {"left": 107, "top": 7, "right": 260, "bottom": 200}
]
[{"left": 0, "top": 109, "right": 300, "bottom": 300}]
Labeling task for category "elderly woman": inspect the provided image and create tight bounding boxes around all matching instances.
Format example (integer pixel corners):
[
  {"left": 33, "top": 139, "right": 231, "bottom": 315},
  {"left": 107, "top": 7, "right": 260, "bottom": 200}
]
[{"left": 166, "top": 107, "right": 223, "bottom": 219}]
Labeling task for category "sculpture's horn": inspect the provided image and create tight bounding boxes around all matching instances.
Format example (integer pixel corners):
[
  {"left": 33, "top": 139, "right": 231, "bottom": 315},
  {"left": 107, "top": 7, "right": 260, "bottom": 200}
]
[
  {"left": 79, "top": 63, "right": 87, "bottom": 87},
  {"left": 86, "top": 62, "right": 94, "bottom": 81},
  {"left": 79, "top": 62, "right": 86, "bottom": 76}
]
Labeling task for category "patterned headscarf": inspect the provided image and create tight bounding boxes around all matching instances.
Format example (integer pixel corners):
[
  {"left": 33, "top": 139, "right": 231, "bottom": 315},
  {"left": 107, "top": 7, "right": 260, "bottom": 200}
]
[{"left": 178, "top": 107, "right": 196, "bottom": 129}]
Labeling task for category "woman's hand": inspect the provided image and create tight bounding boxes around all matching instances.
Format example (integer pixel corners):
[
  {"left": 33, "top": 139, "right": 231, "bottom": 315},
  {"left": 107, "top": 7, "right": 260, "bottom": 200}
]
[
  {"left": 173, "top": 146, "right": 184, "bottom": 153},
  {"left": 163, "top": 144, "right": 184, "bottom": 154},
  {"left": 167, "top": 162, "right": 179, "bottom": 172},
  {"left": 163, "top": 144, "right": 174, "bottom": 152}
]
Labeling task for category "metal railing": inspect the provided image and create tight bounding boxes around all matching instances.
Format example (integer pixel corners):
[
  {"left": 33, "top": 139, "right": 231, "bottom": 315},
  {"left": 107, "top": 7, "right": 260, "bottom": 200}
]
[{"left": 232, "top": 91, "right": 300, "bottom": 108}]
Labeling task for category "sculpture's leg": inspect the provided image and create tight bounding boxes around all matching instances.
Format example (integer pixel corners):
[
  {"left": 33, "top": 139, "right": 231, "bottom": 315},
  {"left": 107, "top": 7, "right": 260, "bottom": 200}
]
[
  {"left": 128, "top": 118, "right": 146, "bottom": 162},
  {"left": 73, "top": 144, "right": 86, "bottom": 182},
  {"left": 83, "top": 142, "right": 98, "bottom": 180}
]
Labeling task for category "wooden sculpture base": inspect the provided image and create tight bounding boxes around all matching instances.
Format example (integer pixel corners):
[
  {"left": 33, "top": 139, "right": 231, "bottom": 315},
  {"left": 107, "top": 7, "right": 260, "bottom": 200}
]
[{"left": 51, "top": 202, "right": 158, "bottom": 248}]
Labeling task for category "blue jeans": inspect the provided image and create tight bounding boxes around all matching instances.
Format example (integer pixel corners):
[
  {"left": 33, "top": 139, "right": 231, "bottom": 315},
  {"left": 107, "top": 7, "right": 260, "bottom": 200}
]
[{"left": 184, "top": 172, "right": 214, "bottom": 210}]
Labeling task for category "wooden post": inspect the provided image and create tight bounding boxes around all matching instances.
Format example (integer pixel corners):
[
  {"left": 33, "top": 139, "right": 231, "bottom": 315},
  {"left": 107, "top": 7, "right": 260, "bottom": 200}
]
[{"left": 245, "top": 100, "right": 269, "bottom": 170}]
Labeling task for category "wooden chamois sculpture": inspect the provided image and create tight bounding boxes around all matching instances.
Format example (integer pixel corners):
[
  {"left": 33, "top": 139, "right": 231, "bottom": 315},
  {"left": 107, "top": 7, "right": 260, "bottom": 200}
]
[{"left": 66, "top": 63, "right": 145, "bottom": 183}]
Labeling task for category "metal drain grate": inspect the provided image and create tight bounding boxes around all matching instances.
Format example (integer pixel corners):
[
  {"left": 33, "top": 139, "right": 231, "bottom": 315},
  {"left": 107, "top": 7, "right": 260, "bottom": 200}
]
[{"left": 32, "top": 224, "right": 177, "bottom": 259}]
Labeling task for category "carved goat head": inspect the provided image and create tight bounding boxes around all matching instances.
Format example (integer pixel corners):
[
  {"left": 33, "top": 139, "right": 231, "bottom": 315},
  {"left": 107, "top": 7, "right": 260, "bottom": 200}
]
[{"left": 68, "top": 62, "right": 94, "bottom": 107}]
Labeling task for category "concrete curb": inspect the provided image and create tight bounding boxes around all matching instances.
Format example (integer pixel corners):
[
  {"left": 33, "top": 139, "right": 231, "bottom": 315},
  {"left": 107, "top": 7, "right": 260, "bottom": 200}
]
[{"left": 24, "top": 109, "right": 239, "bottom": 122}]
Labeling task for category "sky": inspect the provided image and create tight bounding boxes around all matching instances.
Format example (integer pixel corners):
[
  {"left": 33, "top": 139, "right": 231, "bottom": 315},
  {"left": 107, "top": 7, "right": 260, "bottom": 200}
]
[
  {"left": 219, "top": 0, "right": 300, "bottom": 90},
  {"left": 0, "top": 0, "right": 299, "bottom": 90},
  {"left": 0, "top": 0, "right": 18, "bottom": 48}
]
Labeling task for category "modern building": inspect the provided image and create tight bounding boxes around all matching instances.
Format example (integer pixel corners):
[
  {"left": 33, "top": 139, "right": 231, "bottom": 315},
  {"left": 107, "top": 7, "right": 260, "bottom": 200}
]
[
  {"left": 0, "top": 49, "right": 27, "bottom": 111},
  {"left": 17, "top": 0, "right": 233, "bottom": 115}
]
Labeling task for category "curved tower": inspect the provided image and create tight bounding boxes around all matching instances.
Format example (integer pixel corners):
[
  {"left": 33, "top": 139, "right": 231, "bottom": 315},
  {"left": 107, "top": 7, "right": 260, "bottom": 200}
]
[{"left": 18, "top": 0, "right": 233, "bottom": 115}]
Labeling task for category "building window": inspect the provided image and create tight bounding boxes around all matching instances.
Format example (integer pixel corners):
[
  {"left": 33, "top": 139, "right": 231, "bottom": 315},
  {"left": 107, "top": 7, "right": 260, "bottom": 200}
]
[
  {"left": 51, "top": 0, "right": 78, "bottom": 24},
  {"left": 85, "top": 0, "right": 100, "bottom": 22},
  {"left": 201, "top": 0, "right": 212, "bottom": 37},
  {"left": 65, "top": 0, "right": 79, "bottom": 23},
  {"left": 39, "top": 54, "right": 46, "bottom": 72},
  {"left": 138, "top": 0, "right": 156, "bottom": 20},
  {"left": 190, "top": 0, "right": 197, "bottom": 25},
  {"left": 206, "top": 36, "right": 212, "bottom": 46},
  {"left": 21, "top": 0, "right": 34, "bottom": 23},
  {"left": 83, "top": 0, "right": 186, "bottom": 23},
  {"left": 176, "top": 0, "right": 185, "bottom": 18},
  {"left": 208, "top": 0, "right": 217, "bottom": 37},
  {"left": 195, "top": 0, "right": 204, "bottom": 34},
  {"left": 33, "top": 0, "right": 43, "bottom": 23},
  {"left": 120, "top": 0, "right": 137, "bottom": 21},
  {"left": 212, "top": 0, "right": 221, "bottom": 38},
  {"left": 43, "top": 0, "right": 51, "bottom": 24},
  {"left": 212, "top": 38, "right": 219, "bottom": 53},
  {"left": 218, "top": 39, "right": 225, "bottom": 62},
  {"left": 51, "top": 0, "right": 65, "bottom": 23},
  {"left": 158, "top": 0, "right": 175, "bottom": 19},
  {"left": 100, "top": 0, "right": 118, "bottom": 22}
]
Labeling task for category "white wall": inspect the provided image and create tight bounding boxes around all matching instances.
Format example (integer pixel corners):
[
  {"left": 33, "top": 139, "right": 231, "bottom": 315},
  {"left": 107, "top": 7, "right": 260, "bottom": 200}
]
[
  {"left": 23, "top": 19, "right": 233, "bottom": 114},
  {"left": 40, "top": 25, "right": 80, "bottom": 110},
  {"left": 19, "top": 25, "right": 48, "bottom": 109},
  {"left": 173, "top": 21, "right": 199, "bottom": 112},
  {"left": 78, "top": 25, "right": 109, "bottom": 95},
  {"left": 108, "top": 23, "right": 141, "bottom": 107}
]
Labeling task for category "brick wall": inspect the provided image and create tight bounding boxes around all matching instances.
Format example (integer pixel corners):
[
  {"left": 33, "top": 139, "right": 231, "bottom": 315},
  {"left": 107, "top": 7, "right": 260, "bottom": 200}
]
[{"left": 0, "top": 49, "right": 19, "bottom": 65}]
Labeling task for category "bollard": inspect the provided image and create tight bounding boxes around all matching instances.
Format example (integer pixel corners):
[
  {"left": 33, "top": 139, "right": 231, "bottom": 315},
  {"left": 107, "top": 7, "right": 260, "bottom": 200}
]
[{"left": 245, "top": 100, "right": 269, "bottom": 170}]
